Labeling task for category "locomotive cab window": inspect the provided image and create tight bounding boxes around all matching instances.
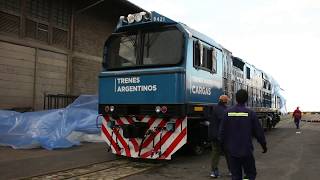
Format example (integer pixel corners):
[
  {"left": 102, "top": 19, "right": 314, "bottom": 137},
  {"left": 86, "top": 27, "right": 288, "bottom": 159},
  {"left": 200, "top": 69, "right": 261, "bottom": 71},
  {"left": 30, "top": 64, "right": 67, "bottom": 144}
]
[
  {"left": 193, "top": 40, "right": 217, "bottom": 73},
  {"left": 107, "top": 34, "right": 138, "bottom": 68},
  {"left": 105, "top": 27, "right": 184, "bottom": 70}
]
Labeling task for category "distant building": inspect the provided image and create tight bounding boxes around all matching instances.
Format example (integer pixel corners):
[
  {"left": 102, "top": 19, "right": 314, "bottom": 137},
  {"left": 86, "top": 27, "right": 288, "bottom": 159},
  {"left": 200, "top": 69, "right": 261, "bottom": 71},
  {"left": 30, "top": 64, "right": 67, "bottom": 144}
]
[{"left": 0, "top": 0, "right": 142, "bottom": 110}]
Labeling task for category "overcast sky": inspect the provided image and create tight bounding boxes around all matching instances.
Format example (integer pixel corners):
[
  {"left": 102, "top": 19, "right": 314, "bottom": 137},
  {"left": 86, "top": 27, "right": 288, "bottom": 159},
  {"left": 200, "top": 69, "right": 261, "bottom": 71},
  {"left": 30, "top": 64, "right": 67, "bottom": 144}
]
[{"left": 129, "top": 0, "right": 320, "bottom": 112}]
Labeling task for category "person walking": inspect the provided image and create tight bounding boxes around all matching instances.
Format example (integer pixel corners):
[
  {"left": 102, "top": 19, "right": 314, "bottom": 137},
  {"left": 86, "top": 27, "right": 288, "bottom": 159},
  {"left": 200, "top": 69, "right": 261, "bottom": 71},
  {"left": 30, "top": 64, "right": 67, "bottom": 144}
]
[
  {"left": 208, "top": 95, "right": 231, "bottom": 178},
  {"left": 219, "top": 89, "right": 267, "bottom": 180},
  {"left": 292, "top": 107, "right": 302, "bottom": 129}
]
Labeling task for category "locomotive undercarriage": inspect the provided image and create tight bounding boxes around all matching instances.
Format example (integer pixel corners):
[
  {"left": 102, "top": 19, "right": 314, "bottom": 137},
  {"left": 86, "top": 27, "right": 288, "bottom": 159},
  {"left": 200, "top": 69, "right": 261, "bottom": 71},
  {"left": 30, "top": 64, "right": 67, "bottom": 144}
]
[{"left": 99, "top": 103, "right": 280, "bottom": 158}]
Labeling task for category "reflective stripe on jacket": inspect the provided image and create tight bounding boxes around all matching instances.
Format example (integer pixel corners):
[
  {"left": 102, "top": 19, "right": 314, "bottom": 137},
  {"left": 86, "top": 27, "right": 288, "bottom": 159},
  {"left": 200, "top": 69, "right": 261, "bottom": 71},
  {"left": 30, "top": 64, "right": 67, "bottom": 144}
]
[{"left": 219, "top": 104, "right": 266, "bottom": 157}]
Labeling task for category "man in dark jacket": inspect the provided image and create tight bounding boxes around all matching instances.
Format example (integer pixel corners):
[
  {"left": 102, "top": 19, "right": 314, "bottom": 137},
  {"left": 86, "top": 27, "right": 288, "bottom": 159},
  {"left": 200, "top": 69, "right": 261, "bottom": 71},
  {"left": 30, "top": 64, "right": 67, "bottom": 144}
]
[
  {"left": 208, "top": 95, "right": 231, "bottom": 178},
  {"left": 219, "top": 89, "right": 267, "bottom": 180}
]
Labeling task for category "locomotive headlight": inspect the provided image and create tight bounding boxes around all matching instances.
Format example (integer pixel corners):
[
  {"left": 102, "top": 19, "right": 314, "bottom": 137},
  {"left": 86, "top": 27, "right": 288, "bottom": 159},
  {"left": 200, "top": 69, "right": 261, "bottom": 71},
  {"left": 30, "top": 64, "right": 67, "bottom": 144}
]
[
  {"left": 166, "top": 122, "right": 175, "bottom": 132},
  {"left": 134, "top": 13, "right": 143, "bottom": 22},
  {"left": 127, "top": 14, "right": 135, "bottom": 23},
  {"left": 104, "top": 106, "right": 110, "bottom": 113},
  {"left": 155, "top": 106, "right": 161, "bottom": 113},
  {"left": 142, "top": 12, "right": 150, "bottom": 21},
  {"left": 110, "top": 106, "right": 115, "bottom": 112},
  {"left": 119, "top": 16, "right": 127, "bottom": 23}
]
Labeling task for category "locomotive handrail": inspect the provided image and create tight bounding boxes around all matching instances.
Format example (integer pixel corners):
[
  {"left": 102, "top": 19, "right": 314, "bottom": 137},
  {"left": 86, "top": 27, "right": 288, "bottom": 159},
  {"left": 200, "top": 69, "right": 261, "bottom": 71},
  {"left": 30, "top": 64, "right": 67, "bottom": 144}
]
[
  {"left": 96, "top": 114, "right": 103, "bottom": 129},
  {"left": 100, "top": 66, "right": 186, "bottom": 76}
]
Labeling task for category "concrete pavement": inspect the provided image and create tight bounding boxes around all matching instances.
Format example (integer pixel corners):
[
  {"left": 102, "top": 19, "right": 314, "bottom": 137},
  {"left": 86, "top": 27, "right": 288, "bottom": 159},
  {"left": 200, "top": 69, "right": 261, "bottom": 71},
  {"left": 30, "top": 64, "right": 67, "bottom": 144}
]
[
  {"left": 127, "top": 117, "right": 320, "bottom": 180},
  {"left": 1, "top": 116, "right": 320, "bottom": 180},
  {"left": 0, "top": 143, "right": 114, "bottom": 180}
]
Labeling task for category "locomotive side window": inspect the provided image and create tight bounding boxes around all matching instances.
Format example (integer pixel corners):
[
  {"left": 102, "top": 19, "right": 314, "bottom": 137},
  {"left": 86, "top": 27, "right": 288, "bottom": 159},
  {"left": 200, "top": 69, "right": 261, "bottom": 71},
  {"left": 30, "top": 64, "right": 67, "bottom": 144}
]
[
  {"left": 202, "top": 46, "right": 210, "bottom": 69},
  {"left": 212, "top": 48, "right": 217, "bottom": 73},
  {"left": 193, "top": 41, "right": 201, "bottom": 67},
  {"left": 246, "top": 67, "right": 251, "bottom": 79},
  {"left": 206, "top": 48, "right": 213, "bottom": 71},
  {"left": 193, "top": 40, "right": 217, "bottom": 73}
]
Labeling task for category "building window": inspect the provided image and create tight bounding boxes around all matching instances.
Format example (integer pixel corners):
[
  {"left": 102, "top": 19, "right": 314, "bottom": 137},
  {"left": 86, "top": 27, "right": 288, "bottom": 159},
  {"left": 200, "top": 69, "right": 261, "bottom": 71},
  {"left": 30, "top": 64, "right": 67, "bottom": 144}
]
[
  {"left": 25, "top": 20, "right": 49, "bottom": 43},
  {"left": 0, "top": 11, "right": 20, "bottom": 36},
  {"left": 0, "top": 0, "right": 20, "bottom": 36},
  {"left": 0, "top": 0, "right": 71, "bottom": 48},
  {"left": 52, "top": 0, "right": 70, "bottom": 29},
  {"left": 52, "top": 27, "right": 67, "bottom": 47},
  {"left": 0, "top": 0, "right": 20, "bottom": 14},
  {"left": 27, "top": 0, "right": 50, "bottom": 22},
  {"left": 52, "top": 0, "right": 70, "bottom": 47}
]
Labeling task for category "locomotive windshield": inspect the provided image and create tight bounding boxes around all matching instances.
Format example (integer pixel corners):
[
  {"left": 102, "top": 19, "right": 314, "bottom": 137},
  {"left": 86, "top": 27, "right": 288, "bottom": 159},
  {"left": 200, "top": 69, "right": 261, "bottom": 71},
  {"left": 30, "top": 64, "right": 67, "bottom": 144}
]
[{"left": 104, "top": 28, "right": 184, "bottom": 70}]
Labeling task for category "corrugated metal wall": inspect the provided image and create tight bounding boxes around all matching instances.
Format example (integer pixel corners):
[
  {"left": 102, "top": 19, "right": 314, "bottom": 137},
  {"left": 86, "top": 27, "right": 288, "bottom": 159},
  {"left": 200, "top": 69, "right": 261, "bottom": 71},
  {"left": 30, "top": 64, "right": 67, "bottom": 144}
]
[
  {"left": 34, "top": 49, "right": 67, "bottom": 110},
  {"left": 0, "top": 41, "right": 68, "bottom": 110},
  {"left": 0, "top": 0, "right": 142, "bottom": 110},
  {"left": 0, "top": 41, "right": 35, "bottom": 109}
]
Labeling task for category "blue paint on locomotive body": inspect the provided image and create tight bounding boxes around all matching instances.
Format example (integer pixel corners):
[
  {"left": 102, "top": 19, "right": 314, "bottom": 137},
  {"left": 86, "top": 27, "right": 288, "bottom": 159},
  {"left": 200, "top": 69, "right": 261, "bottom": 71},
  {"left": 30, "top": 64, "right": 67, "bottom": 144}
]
[
  {"left": 184, "top": 38, "right": 223, "bottom": 105},
  {"left": 99, "top": 11, "right": 224, "bottom": 106},
  {"left": 99, "top": 67, "right": 185, "bottom": 104},
  {"left": 99, "top": 11, "right": 286, "bottom": 113}
]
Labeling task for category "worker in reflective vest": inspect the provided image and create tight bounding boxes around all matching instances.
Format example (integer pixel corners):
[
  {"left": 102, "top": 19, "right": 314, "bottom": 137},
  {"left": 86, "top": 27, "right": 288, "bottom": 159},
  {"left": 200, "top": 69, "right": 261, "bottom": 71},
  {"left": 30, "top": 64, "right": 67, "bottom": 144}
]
[{"left": 219, "top": 89, "right": 267, "bottom": 180}]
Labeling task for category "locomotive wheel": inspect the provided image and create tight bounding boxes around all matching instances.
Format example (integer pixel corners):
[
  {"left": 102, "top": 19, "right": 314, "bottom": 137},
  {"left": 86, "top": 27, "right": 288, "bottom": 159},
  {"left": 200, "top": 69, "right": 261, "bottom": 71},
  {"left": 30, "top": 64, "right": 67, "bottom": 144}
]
[
  {"left": 192, "top": 145, "right": 204, "bottom": 155},
  {"left": 267, "top": 120, "right": 272, "bottom": 131}
]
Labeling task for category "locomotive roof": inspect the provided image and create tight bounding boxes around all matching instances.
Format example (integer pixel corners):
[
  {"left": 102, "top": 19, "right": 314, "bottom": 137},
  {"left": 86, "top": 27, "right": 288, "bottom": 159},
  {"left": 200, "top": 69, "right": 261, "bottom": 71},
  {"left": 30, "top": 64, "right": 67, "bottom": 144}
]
[
  {"left": 114, "top": 11, "right": 276, "bottom": 84},
  {"left": 177, "top": 22, "right": 272, "bottom": 79},
  {"left": 179, "top": 23, "right": 222, "bottom": 50},
  {"left": 179, "top": 23, "right": 275, "bottom": 81}
]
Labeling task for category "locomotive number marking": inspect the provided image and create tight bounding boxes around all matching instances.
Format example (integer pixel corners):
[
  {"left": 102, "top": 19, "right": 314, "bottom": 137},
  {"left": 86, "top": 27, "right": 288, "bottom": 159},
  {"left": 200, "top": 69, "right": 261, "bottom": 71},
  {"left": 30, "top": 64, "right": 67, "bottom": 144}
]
[{"left": 153, "top": 16, "right": 166, "bottom": 22}]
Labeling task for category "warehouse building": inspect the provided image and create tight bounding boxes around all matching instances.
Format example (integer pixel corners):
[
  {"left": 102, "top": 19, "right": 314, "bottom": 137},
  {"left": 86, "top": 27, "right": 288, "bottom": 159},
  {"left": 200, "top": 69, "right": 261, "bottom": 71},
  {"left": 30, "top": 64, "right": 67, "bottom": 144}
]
[{"left": 0, "top": 0, "right": 142, "bottom": 110}]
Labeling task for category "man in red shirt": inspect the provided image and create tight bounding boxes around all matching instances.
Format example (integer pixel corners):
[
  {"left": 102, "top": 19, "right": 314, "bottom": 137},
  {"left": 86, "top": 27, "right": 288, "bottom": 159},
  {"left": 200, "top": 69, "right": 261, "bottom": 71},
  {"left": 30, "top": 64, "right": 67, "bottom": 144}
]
[{"left": 292, "top": 107, "right": 302, "bottom": 129}]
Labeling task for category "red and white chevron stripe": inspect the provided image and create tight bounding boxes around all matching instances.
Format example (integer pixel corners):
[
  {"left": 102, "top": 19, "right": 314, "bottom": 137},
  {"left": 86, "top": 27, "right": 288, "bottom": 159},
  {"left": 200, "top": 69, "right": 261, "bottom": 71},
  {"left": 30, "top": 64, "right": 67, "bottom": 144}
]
[{"left": 100, "top": 115, "right": 187, "bottom": 160}]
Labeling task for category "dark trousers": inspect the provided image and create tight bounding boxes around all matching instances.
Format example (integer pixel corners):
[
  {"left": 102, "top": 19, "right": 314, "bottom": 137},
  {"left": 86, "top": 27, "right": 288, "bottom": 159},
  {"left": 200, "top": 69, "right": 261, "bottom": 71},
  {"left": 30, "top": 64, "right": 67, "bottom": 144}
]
[
  {"left": 294, "top": 119, "right": 300, "bottom": 129},
  {"left": 211, "top": 141, "right": 231, "bottom": 171},
  {"left": 229, "top": 153, "right": 257, "bottom": 180}
]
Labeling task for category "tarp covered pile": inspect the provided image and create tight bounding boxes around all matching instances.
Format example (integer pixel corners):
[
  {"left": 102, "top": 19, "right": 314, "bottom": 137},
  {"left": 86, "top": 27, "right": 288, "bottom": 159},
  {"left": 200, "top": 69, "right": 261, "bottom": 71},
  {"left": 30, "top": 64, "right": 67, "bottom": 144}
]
[{"left": 0, "top": 95, "right": 102, "bottom": 150}]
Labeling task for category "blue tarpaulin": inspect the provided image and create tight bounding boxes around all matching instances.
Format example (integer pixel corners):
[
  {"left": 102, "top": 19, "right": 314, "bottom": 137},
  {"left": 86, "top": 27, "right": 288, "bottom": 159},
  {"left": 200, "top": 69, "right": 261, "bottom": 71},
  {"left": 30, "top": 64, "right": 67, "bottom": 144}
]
[{"left": 0, "top": 95, "right": 102, "bottom": 150}]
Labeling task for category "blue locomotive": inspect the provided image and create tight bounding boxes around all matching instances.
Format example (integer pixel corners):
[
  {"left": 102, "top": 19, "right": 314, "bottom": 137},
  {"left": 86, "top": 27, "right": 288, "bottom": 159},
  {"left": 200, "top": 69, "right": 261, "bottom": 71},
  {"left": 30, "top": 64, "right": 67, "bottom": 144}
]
[{"left": 98, "top": 11, "right": 286, "bottom": 159}]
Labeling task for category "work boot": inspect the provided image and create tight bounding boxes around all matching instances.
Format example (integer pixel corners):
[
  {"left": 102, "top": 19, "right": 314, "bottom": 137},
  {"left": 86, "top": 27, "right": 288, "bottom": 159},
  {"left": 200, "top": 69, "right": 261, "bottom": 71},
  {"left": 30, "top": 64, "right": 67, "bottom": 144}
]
[{"left": 210, "top": 169, "right": 220, "bottom": 178}]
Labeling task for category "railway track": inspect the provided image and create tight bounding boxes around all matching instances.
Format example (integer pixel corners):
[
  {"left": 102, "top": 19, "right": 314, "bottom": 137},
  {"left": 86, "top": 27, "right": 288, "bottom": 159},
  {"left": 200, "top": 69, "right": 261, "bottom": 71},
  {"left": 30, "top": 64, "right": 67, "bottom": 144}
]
[{"left": 24, "top": 158, "right": 164, "bottom": 180}]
